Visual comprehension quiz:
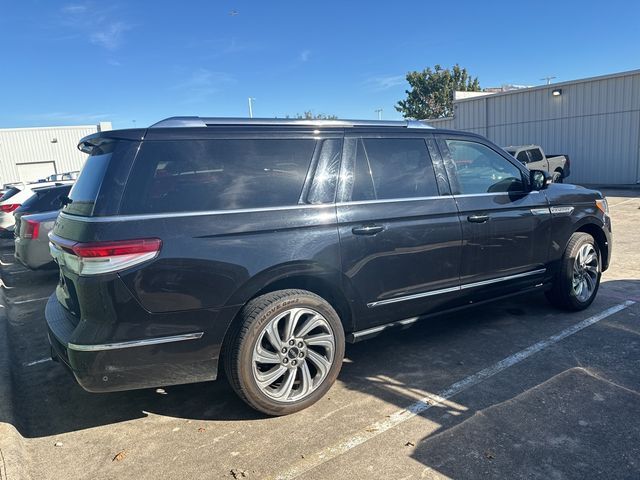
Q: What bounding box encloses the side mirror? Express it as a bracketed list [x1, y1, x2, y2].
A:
[530, 170, 552, 191]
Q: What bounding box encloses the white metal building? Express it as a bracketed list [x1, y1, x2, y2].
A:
[0, 122, 111, 185]
[428, 69, 640, 185]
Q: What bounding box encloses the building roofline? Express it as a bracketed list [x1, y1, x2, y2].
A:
[0, 124, 100, 132]
[453, 68, 640, 103]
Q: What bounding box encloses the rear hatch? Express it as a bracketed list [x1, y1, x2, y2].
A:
[50, 130, 144, 319]
[14, 184, 72, 237]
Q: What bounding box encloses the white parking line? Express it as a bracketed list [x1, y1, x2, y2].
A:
[23, 358, 52, 367]
[273, 300, 636, 480]
[11, 296, 51, 305]
[609, 198, 636, 207]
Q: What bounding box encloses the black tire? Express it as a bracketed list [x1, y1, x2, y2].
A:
[552, 170, 564, 183]
[223, 289, 345, 415]
[545, 232, 601, 311]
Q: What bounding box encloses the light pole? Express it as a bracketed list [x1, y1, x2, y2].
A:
[248, 97, 255, 118]
[540, 76, 556, 85]
[375, 108, 383, 120]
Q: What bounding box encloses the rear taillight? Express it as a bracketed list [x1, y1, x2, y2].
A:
[49, 237, 162, 276]
[23, 219, 40, 239]
[1, 203, 20, 213]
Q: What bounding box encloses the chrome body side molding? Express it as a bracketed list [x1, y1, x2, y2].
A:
[67, 332, 204, 352]
[367, 268, 547, 308]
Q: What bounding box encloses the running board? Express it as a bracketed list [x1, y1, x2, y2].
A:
[347, 282, 550, 343]
[347, 317, 419, 342]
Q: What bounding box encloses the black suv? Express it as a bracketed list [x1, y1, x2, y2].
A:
[46, 117, 612, 415]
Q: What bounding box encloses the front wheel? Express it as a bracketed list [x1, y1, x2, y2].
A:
[224, 289, 345, 415]
[545, 232, 601, 311]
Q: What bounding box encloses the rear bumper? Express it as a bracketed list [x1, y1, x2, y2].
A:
[0, 213, 15, 232]
[45, 294, 223, 392]
[14, 237, 54, 270]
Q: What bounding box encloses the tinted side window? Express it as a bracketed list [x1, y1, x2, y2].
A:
[349, 138, 438, 201]
[445, 139, 524, 194]
[528, 148, 543, 162]
[516, 151, 529, 164]
[121, 139, 316, 214]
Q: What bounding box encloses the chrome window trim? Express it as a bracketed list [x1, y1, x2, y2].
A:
[452, 191, 539, 198]
[67, 332, 204, 352]
[335, 195, 451, 207]
[58, 195, 457, 223]
[58, 204, 333, 222]
[367, 268, 546, 308]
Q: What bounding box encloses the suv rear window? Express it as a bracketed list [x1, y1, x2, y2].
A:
[0, 187, 21, 202]
[20, 185, 72, 212]
[120, 139, 317, 214]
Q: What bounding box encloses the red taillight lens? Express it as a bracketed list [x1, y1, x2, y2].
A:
[1, 203, 20, 213]
[23, 219, 40, 239]
[71, 238, 162, 258]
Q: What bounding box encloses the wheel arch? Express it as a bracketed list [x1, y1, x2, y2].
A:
[218, 262, 357, 368]
[574, 221, 610, 271]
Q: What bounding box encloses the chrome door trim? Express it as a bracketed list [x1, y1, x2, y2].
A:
[367, 268, 546, 308]
[67, 332, 204, 352]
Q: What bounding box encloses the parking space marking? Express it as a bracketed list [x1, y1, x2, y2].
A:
[23, 357, 52, 367]
[609, 198, 636, 207]
[273, 301, 635, 480]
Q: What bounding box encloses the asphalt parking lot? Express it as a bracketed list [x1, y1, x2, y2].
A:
[1, 189, 639, 480]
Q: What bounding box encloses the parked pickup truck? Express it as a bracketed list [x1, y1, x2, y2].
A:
[504, 145, 570, 183]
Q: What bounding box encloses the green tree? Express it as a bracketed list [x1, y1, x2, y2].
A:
[286, 111, 338, 120]
[395, 64, 480, 119]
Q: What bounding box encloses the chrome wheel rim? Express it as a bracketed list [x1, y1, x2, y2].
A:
[572, 243, 599, 302]
[251, 307, 335, 402]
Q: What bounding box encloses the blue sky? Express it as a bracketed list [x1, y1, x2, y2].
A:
[1, 0, 639, 129]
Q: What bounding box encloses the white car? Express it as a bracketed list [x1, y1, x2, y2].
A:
[0, 181, 73, 235]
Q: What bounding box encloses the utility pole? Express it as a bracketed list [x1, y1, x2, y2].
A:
[375, 108, 383, 120]
[540, 76, 556, 85]
[248, 97, 255, 118]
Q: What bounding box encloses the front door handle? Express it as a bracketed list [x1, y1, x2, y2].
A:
[352, 224, 385, 235]
[467, 214, 489, 223]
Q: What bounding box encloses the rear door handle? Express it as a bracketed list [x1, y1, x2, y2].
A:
[467, 214, 489, 223]
[352, 224, 385, 235]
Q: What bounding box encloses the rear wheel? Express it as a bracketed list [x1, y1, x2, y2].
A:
[545, 232, 601, 310]
[224, 289, 345, 415]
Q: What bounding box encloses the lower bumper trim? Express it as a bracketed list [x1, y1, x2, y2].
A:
[67, 332, 204, 352]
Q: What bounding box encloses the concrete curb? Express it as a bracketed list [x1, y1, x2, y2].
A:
[0, 259, 31, 480]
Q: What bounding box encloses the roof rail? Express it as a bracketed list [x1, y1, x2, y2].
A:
[149, 116, 433, 129]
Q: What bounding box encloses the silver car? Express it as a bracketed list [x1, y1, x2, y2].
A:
[14, 210, 58, 269]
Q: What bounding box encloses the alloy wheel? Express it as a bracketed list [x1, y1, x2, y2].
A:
[572, 243, 599, 302]
[251, 307, 335, 402]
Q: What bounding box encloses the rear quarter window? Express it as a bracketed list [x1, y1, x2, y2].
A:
[64, 143, 114, 216]
[120, 138, 317, 214]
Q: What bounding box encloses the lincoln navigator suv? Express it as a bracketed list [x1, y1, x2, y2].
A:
[46, 117, 612, 415]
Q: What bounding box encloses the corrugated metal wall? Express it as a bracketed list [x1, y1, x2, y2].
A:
[447, 70, 640, 185]
[0, 123, 111, 185]
[425, 116, 455, 129]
